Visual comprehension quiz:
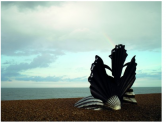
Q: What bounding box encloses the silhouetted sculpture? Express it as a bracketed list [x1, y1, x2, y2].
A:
[74, 44, 137, 110]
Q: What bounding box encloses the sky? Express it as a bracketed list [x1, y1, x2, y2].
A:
[1, 1, 162, 88]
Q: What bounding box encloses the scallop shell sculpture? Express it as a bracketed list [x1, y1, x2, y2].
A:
[74, 44, 137, 110]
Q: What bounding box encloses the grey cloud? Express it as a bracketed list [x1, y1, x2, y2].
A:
[63, 76, 87, 82]
[1, 25, 37, 56]
[16, 76, 63, 82]
[1, 17, 65, 56]
[1, 54, 57, 81]
[1, 1, 63, 10]
[15, 76, 87, 82]
[100, 2, 161, 51]
[1, 68, 20, 81]
[3, 61, 12, 65]
[1, 1, 161, 56]
[1, 24, 65, 56]
[6, 54, 56, 71]
[2, 69, 87, 82]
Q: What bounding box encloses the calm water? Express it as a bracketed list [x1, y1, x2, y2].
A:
[1, 87, 161, 100]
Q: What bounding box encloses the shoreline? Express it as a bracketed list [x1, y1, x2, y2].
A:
[1, 93, 161, 101]
[1, 93, 161, 121]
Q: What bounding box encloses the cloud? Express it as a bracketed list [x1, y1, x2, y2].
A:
[15, 76, 63, 82]
[136, 71, 161, 80]
[1, 68, 20, 81]
[2, 61, 12, 65]
[1, 1, 161, 87]
[1, 1, 63, 10]
[7, 54, 56, 70]
[1, 1, 161, 57]
[1, 54, 57, 81]
[15, 76, 87, 82]
[2, 70, 87, 82]
[1, 80, 90, 88]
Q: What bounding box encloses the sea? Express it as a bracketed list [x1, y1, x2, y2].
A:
[1, 87, 161, 101]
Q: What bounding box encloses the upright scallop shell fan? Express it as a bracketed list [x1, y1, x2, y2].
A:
[74, 44, 137, 110]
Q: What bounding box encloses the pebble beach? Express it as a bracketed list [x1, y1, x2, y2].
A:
[1, 93, 161, 121]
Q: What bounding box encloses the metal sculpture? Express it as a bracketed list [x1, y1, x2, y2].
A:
[74, 44, 137, 110]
